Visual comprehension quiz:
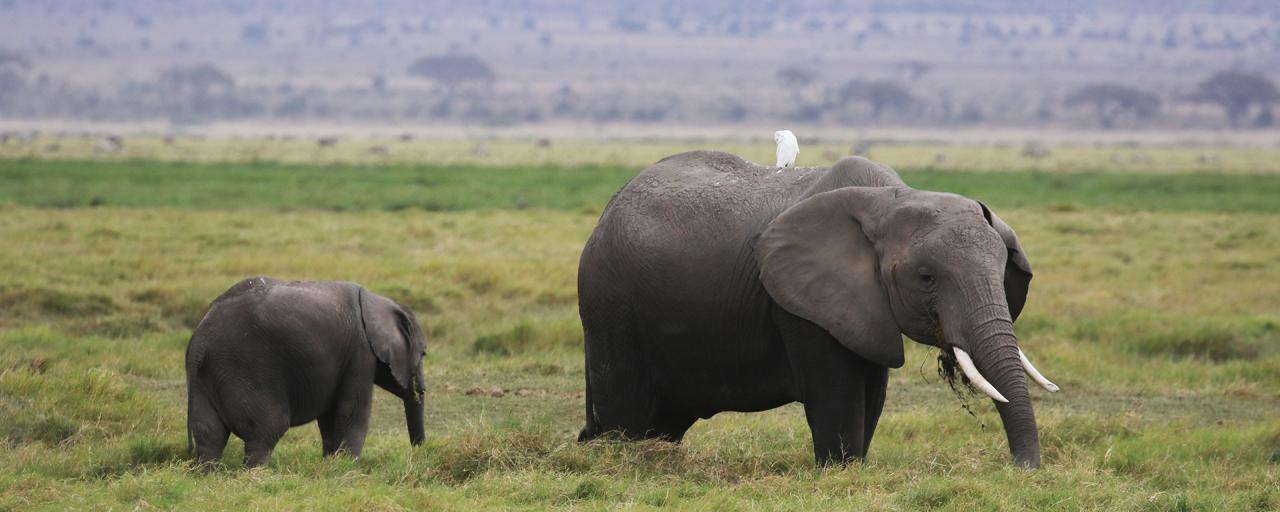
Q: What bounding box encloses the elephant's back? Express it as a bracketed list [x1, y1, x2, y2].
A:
[187, 278, 356, 416]
[186, 277, 278, 370]
[608, 151, 819, 221]
[593, 151, 821, 253]
[579, 151, 820, 326]
[188, 278, 358, 368]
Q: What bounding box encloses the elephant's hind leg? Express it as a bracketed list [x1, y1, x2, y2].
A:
[582, 378, 660, 440]
[238, 411, 290, 469]
[187, 388, 229, 471]
[243, 435, 283, 469]
[579, 314, 662, 441]
[646, 409, 697, 443]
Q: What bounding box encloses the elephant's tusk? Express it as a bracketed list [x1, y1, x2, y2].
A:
[953, 347, 1009, 403]
[1019, 349, 1060, 392]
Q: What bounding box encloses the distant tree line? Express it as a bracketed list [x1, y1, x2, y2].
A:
[0, 47, 1276, 130]
[1064, 84, 1160, 129]
[1059, 71, 1277, 129]
[768, 65, 1277, 129]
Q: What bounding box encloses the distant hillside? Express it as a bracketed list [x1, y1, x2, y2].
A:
[0, 0, 1277, 131]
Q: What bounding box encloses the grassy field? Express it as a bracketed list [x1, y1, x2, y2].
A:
[1, 148, 1278, 510]
[4, 135, 1280, 174]
[4, 159, 1280, 213]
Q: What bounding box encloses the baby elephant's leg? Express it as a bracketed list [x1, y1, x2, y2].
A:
[320, 378, 375, 458]
[240, 408, 290, 468]
[243, 430, 285, 469]
[188, 389, 229, 472]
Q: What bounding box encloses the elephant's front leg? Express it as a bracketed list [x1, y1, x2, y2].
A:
[773, 306, 877, 465]
[799, 362, 871, 465]
[319, 377, 375, 458]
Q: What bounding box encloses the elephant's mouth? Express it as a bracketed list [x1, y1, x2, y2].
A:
[932, 310, 1058, 403]
[930, 317, 977, 402]
[935, 339, 1060, 406]
[935, 345, 976, 401]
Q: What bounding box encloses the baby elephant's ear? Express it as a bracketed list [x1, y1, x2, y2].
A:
[978, 202, 1033, 321]
[359, 288, 415, 389]
[755, 187, 905, 368]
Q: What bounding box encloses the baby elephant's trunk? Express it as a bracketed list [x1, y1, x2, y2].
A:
[404, 373, 426, 445]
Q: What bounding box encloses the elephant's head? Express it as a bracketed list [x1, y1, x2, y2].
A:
[755, 185, 1056, 468]
[360, 289, 428, 446]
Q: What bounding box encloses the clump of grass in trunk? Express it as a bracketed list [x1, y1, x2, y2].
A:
[936, 349, 985, 425]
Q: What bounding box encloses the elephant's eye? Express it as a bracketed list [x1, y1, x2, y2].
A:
[918, 268, 934, 285]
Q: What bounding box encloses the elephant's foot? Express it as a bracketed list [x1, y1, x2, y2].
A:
[243, 437, 282, 469]
[191, 457, 220, 474]
[813, 437, 869, 467]
[577, 422, 603, 442]
[644, 413, 697, 443]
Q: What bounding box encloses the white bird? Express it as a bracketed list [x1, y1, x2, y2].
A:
[774, 130, 799, 168]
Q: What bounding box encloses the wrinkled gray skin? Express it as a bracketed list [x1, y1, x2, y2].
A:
[186, 277, 427, 470]
[577, 151, 1040, 468]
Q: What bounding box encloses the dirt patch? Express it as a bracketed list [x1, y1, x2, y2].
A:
[440, 382, 583, 400]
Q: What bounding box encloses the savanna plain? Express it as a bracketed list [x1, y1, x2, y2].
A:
[0, 139, 1277, 510]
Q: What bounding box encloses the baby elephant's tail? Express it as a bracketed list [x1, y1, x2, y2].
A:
[186, 372, 197, 457]
[184, 332, 207, 459]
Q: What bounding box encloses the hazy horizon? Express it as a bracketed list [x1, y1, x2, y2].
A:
[2, 0, 1278, 137]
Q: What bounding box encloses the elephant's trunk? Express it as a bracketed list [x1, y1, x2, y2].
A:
[943, 285, 1041, 469]
[404, 372, 426, 446]
[970, 324, 1040, 468]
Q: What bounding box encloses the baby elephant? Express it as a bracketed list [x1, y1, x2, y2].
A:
[186, 277, 427, 469]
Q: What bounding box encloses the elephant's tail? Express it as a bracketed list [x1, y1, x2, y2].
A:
[185, 336, 199, 458]
[577, 365, 602, 442]
[184, 333, 209, 459]
[185, 378, 195, 457]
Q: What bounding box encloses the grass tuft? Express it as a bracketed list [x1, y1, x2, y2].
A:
[0, 286, 118, 318]
[471, 318, 583, 356]
[1072, 314, 1270, 362]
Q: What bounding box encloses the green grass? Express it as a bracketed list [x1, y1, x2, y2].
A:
[5, 136, 1280, 174]
[1, 154, 1278, 509]
[4, 158, 1280, 213]
[0, 159, 636, 212]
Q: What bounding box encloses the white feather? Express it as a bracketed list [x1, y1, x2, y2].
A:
[774, 130, 799, 168]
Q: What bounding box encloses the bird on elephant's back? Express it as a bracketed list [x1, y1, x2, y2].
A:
[775, 129, 799, 168]
[576, 150, 1058, 468]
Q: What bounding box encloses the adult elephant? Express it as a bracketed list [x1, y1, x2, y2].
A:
[186, 277, 427, 469]
[576, 151, 1057, 468]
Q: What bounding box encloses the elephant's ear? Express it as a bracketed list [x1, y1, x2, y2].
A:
[359, 288, 419, 389]
[979, 202, 1033, 321]
[755, 187, 905, 368]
